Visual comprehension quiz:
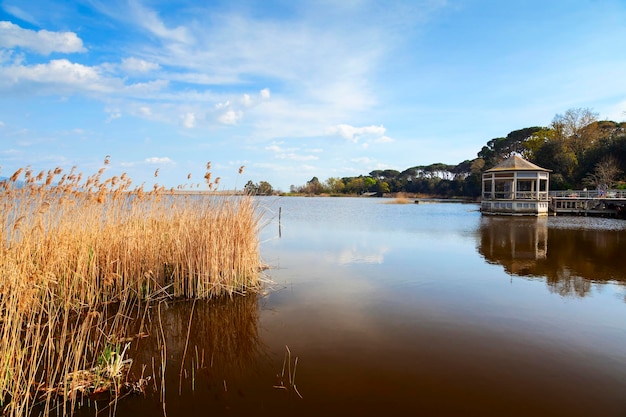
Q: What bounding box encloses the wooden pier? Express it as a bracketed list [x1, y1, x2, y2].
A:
[549, 190, 626, 217]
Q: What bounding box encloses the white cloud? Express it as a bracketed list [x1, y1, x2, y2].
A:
[129, 1, 193, 44]
[265, 142, 290, 153]
[215, 100, 230, 109]
[139, 106, 152, 116]
[167, 72, 242, 85]
[351, 157, 375, 164]
[2, 56, 169, 96]
[239, 89, 272, 108]
[0, 5, 389, 139]
[2, 5, 38, 25]
[219, 109, 242, 125]
[275, 153, 318, 161]
[181, 112, 196, 128]
[0, 21, 86, 55]
[145, 157, 174, 164]
[328, 124, 388, 143]
[0, 50, 15, 64]
[334, 245, 389, 265]
[116, 6, 382, 114]
[122, 79, 169, 96]
[241, 93, 252, 107]
[265, 142, 318, 161]
[121, 57, 160, 73]
[0, 59, 166, 98]
[0, 59, 103, 89]
[105, 108, 121, 123]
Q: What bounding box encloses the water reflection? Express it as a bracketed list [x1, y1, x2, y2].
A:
[478, 216, 626, 297]
[137, 295, 261, 374]
[115, 294, 267, 416]
[332, 244, 390, 265]
[112, 199, 625, 417]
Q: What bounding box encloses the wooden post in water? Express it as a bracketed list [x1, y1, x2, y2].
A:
[279, 206, 282, 238]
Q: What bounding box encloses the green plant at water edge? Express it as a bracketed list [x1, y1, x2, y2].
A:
[98, 342, 132, 380]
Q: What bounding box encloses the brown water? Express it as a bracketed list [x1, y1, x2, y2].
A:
[104, 198, 626, 417]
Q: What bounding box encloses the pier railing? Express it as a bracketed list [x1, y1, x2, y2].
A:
[549, 190, 626, 199]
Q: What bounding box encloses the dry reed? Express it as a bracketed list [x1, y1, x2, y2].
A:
[385, 193, 412, 204]
[273, 346, 302, 399]
[0, 159, 263, 416]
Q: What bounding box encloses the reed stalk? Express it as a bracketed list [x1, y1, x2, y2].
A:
[0, 160, 263, 416]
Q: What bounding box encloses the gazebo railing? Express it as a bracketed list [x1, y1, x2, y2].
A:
[483, 191, 549, 200]
[515, 191, 549, 200]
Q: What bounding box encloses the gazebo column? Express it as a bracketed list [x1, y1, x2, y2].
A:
[534, 174, 538, 200]
[511, 173, 517, 199]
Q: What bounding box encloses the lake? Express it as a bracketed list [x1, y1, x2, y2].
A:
[114, 197, 626, 417]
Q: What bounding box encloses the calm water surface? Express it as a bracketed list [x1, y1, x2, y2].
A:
[115, 197, 626, 417]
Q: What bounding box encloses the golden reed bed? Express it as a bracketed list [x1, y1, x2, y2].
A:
[0, 158, 263, 416]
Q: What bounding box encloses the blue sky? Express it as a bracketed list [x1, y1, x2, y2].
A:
[1, 0, 625, 191]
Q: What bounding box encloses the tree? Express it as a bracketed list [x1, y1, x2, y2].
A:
[478, 127, 544, 168]
[582, 156, 622, 190]
[243, 180, 273, 195]
[551, 107, 599, 158]
[370, 169, 400, 181]
[306, 176, 323, 194]
[524, 128, 554, 161]
[257, 181, 273, 195]
[345, 177, 365, 194]
[398, 167, 418, 182]
[451, 160, 474, 180]
[422, 163, 456, 180]
[364, 177, 376, 191]
[470, 158, 485, 174]
[244, 180, 257, 195]
[284, 109, 626, 196]
[506, 127, 543, 157]
[376, 180, 390, 194]
[325, 177, 345, 194]
[534, 140, 577, 188]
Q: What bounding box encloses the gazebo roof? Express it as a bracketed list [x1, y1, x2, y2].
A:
[485, 154, 551, 173]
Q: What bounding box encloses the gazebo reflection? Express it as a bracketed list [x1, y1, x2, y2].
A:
[478, 216, 548, 276]
[477, 217, 626, 298]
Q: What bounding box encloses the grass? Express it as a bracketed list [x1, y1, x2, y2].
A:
[0, 159, 264, 416]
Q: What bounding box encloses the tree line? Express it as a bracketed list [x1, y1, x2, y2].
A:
[250, 108, 626, 197]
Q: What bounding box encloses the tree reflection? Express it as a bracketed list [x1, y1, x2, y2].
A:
[477, 216, 626, 298]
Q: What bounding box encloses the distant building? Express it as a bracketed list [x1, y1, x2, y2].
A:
[481, 155, 551, 216]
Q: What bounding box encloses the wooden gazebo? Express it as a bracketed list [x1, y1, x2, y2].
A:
[480, 155, 551, 216]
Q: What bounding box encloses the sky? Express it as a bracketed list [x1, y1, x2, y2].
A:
[1, 0, 626, 191]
